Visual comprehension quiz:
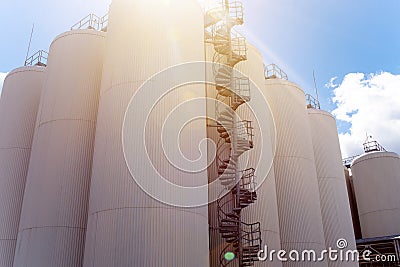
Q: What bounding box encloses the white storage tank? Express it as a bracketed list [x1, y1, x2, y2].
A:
[13, 29, 105, 267]
[308, 109, 357, 267]
[351, 151, 400, 238]
[83, 1, 209, 266]
[263, 79, 328, 266]
[0, 67, 45, 267]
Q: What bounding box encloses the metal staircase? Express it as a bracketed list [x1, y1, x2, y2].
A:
[205, 1, 261, 266]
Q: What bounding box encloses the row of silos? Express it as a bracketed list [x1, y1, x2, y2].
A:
[0, 0, 361, 266]
[0, 0, 211, 266]
[263, 79, 329, 267]
[261, 78, 357, 267]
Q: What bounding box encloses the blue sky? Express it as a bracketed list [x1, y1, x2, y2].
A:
[1, 0, 399, 156]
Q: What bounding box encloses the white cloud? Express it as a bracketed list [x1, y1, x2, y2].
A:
[325, 76, 338, 89]
[331, 72, 400, 157]
[0, 72, 7, 97]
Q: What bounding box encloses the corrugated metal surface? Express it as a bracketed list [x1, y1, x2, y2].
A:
[0, 67, 45, 267]
[263, 80, 328, 267]
[83, 1, 209, 266]
[13, 30, 105, 267]
[351, 151, 400, 238]
[308, 109, 357, 267]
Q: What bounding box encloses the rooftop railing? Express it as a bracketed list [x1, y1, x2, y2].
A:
[24, 50, 48, 67]
[306, 94, 321, 109]
[265, 63, 288, 80]
[363, 140, 386, 153]
[71, 13, 108, 32]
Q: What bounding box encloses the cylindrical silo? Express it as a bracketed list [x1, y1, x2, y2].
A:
[13, 29, 105, 267]
[308, 109, 357, 267]
[0, 67, 45, 267]
[263, 79, 328, 266]
[351, 151, 400, 238]
[83, 1, 209, 266]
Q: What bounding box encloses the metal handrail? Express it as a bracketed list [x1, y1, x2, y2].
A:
[24, 50, 48, 67]
[231, 29, 247, 59]
[342, 155, 360, 167]
[241, 221, 262, 247]
[240, 168, 256, 192]
[265, 63, 288, 80]
[363, 140, 386, 153]
[211, 25, 247, 60]
[100, 13, 108, 32]
[71, 14, 101, 30]
[236, 120, 254, 145]
[232, 76, 250, 99]
[305, 94, 321, 110]
[227, 1, 244, 24]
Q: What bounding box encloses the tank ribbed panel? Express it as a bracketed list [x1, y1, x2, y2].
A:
[13, 228, 85, 267]
[264, 80, 328, 267]
[351, 152, 400, 238]
[13, 30, 105, 267]
[308, 110, 357, 267]
[83, 1, 209, 266]
[0, 67, 45, 267]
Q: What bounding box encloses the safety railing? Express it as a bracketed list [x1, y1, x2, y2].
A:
[306, 94, 321, 110]
[236, 120, 254, 147]
[240, 168, 256, 192]
[363, 140, 386, 153]
[71, 14, 101, 30]
[227, 1, 244, 24]
[342, 155, 360, 168]
[241, 222, 262, 248]
[265, 63, 288, 80]
[24, 50, 48, 67]
[100, 13, 109, 32]
[232, 76, 250, 99]
[231, 29, 247, 59]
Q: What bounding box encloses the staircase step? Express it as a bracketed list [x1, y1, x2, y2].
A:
[221, 218, 238, 224]
[226, 213, 239, 219]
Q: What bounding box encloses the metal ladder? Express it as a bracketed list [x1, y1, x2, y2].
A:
[205, 1, 262, 266]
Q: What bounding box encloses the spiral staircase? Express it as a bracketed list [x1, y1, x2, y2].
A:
[205, 1, 262, 266]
